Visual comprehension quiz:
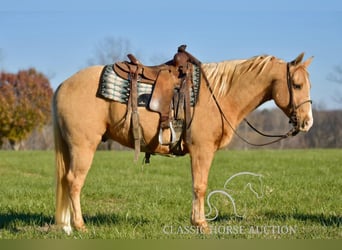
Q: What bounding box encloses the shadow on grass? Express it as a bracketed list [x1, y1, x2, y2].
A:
[2, 210, 338, 233]
[84, 213, 150, 226]
[0, 211, 53, 232]
[212, 214, 244, 222]
[208, 212, 341, 227]
[0, 211, 149, 231]
[263, 212, 341, 227]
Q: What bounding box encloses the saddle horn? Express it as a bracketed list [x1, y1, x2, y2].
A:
[127, 54, 141, 65]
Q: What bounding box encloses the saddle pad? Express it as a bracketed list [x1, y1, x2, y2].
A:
[97, 64, 200, 107]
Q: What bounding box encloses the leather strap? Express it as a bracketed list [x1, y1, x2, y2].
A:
[129, 65, 141, 161]
[184, 63, 193, 144]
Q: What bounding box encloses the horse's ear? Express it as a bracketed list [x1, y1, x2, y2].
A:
[290, 52, 305, 66]
[303, 56, 314, 68]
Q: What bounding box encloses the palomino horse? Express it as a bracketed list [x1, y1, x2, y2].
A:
[53, 52, 313, 234]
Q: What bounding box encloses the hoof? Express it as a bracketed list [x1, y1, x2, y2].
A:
[60, 224, 72, 235]
[73, 217, 87, 232]
[191, 220, 210, 234]
[74, 224, 87, 232]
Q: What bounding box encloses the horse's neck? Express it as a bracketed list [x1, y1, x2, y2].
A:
[219, 67, 276, 126]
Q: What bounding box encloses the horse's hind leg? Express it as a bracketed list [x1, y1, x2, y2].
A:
[66, 146, 96, 231]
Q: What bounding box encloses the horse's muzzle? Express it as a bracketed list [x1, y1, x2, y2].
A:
[299, 116, 313, 132]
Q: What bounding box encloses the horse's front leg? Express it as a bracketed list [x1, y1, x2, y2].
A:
[189, 147, 215, 233]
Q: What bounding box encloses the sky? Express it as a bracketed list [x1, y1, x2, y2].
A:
[1, 0, 342, 110]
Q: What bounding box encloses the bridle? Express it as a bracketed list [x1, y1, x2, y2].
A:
[286, 63, 312, 135]
[201, 61, 312, 146]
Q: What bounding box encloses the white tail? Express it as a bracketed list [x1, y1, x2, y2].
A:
[53, 96, 73, 234]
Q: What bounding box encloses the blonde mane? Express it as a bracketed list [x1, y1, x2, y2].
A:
[202, 55, 282, 97]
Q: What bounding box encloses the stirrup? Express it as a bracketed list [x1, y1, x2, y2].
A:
[158, 121, 177, 145]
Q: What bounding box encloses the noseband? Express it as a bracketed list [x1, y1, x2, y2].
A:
[286, 63, 312, 135]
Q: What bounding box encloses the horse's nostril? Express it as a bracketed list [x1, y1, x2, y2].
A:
[301, 120, 309, 128]
[300, 117, 313, 131]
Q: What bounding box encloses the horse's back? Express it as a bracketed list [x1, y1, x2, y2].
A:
[56, 65, 104, 102]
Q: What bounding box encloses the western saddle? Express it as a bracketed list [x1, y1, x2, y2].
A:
[113, 45, 201, 161]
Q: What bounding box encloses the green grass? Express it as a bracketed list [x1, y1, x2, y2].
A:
[0, 149, 340, 239]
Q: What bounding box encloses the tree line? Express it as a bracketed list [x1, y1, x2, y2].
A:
[0, 107, 341, 150]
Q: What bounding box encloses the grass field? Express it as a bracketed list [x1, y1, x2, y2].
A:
[0, 149, 340, 239]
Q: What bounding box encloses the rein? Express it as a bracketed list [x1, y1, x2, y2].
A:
[199, 62, 311, 147]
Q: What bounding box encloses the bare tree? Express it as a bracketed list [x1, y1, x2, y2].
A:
[87, 37, 134, 65]
[327, 65, 342, 104]
[0, 49, 4, 68]
[328, 65, 342, 83]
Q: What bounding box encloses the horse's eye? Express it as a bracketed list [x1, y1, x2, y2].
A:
[293, 83, 302, 90]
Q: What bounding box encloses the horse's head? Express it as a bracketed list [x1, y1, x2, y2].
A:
[273, 53, 313, 133]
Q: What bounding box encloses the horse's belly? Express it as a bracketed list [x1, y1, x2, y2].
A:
[108, 104, 171, 154]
